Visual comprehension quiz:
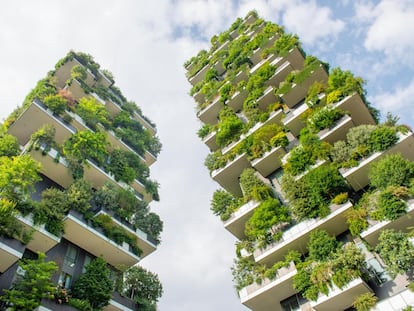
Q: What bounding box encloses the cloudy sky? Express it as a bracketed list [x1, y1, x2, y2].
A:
[1, 0, 414, 310]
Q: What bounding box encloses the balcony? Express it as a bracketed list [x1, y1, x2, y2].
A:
[188, 63, 209, 86]
[197, 95, 223, 125]
[97, 69, 114, 88]
[310, 277, 372, 311]
[95, 208, 157, 259]
[54, 58, 96, 89]
[224, 200, 260, 240]
[212, 153, 251, 197]
[372, 288, 414, 311]
[193, 90, 206, 106]
[8, 99, 75, 146]
[223, 109, 284, 156]
[254, 201, 353, 265]
[283, 47, 306, 70]
[266, 61, 294, 88]
[252, 145, 286, 177]
[104, 292, 137, 311]
[334, 93, 376, 126]
[65, 79, 87, 102]
[63, 210, 140, 267]
[0, 236, 25, 273]
[249, 54, 279, 75]
[227, 89, 248, 112]
[317, 114, 354, 144]
[16, 214, 61, 253]
[256, 86, 278, 111]
[202, 130, 219, 151]
[340, 132, 414, 191]
[132, 112, 157, 136]
[283, 101, 309, 137]
[361, 200, 414, 246]
[28, 145, 74, 189]
[144, 150, 157, 166]
[249, 35, 278, 65]
[239, 262, 297, 311]
[279, 64, 329, 108]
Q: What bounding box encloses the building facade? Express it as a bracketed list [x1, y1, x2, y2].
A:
[0, 51, 163, 310]
[186, 11, 414, 311]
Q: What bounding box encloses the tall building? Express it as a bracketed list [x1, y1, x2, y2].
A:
[0, 51, 163, 310]
[185, 11, 414, 311]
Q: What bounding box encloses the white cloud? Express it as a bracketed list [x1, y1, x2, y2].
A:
[359, 0, 414, 68]
[281, 0, 345, 46]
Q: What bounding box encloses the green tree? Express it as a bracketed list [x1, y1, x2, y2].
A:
[76, 97, 110, 129]
[1, 253, 57, 311]
[0, 155, 41, 201]
[0, 132, 20, 157]
[123, 266, 163, 310]
[0, 198, 21, 238]
[210, 189, 236, 219]
[43, 94, 67, 115]
[135, 212, 163, 244]
[66, 179, 93, 214]
[71, 257, 113, 309]
[63, 130, 109, 166]
[376, 229, 414, 277]
[308, 229, 338, 262]
[369, 153, 414, 190]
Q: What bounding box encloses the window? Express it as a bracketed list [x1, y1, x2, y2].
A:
[58, 272, 72, 289]
[82, 255, 92, 273]
[281, 294, 301, 311]
[63, 245, 78, 269]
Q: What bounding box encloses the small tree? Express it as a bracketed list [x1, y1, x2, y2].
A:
[0, 132, 20, 157]
[1, 253, 58, 311]
[71, 257, 113, 309]
[123, 266, 163, 310]
[76, 97, 110, 129]
[376, 229, 414, 277]
[353, 292, 377, 311]
[308, 229, 338, 262]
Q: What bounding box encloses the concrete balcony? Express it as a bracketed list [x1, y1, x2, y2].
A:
[249, 35, 278, 65]
[95, 208, 157, 259]
[283, 47, 305, 71]
[340, 132, 414, 191]
[266, 61, 294, 88]
[239, 262, 297, 311]
[212, 153, 251, 197]
[310, 277, 372, 311]
[279, 64, 329, 108]
[361, 200, 414, 246]
[223, 109, 284, 156]
[224, 200, 260, 240]
[0, 236, 25, 273]
[227, 89, 248, 112]
[144, 150, 157, 166]
[28, 146, 74, 189]
[202, 130, 219, 151]
[63, 210, 141, 267]
[97, 69, 114, 88]
[197, 95, 223, 125]
[64, 79, 87, 102]
[372, 288, 414, 311]
[334, 93, 376, 126]
[193, 90, 206, 106]
[251, 145, 286, 177]
[254, 201, 353, 265]
[283, 101, 309, 137]
[233, 69, 249, 85]
[8, 99, 75, 146]
[104, 291, 138, 311]
[256, 86, 278, 112]
[54, 58, 96, 89]
[317, 114, 354, 144]
[16, 214, 61, 254]
[188, 62, 209, 86]
[132, 112, 157, 136]
[249, 54, 279, 76]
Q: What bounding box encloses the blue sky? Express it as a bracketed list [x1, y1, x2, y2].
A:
[0, 1, 413, 310]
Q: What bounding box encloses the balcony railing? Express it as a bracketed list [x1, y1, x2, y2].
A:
[0, 236, 25, 273]
[254, 201, 353, 265]
[224, 200, 260, 240]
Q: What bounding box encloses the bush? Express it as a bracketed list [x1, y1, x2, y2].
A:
[368, 126, 398, 152]
[353, 293, 377, 311]
[308, 229, 338, 262]
[43, 94, 67, 115]
[345, 207, 368, 236]
[307, 105, 345, 133]
[216, 108, 244, 147]
[239, 168, 273, 201]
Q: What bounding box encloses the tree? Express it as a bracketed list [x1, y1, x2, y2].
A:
[376, 229, 414, 277]
[1, 253, 57, 311]
[43, 94, 67, 115]
[136, 212, 163, 244]
[123, 266, 163, 310]
[210, 189, 236, 218]
[308, 229, 338, 262]
[0, 198, 21, 238]
[0, 155, 41, 201]
[66, 179, 93, 214]
[369, 153, 414, 190]
[0, 132, 20, 157]
[76, 97, 110, 129]
[71, 257, 113, 309]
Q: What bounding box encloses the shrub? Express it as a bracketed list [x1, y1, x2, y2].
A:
[345, 207, 368, 236]
[210, 189, 237, 218]
[353, 293, 377, 311]
[308, 229, 338, 262]
[332, 192, 348, 205]
[369, 153, 414, 190]
[43, 94, 67, 115]
[216, 108, 244, 147]
[307, 105, 345, 133]
[239, 168, 273, 201]
[368, 126, 398, 152]
[372, 189, 407, 221]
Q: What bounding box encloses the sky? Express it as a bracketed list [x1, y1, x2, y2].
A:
[1, 0, 414, 310]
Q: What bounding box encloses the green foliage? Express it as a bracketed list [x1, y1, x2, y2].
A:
[305, 81, 326, 107]
[66, 179, 93, 214]
[71, 64, 87, 81]
[369, 153, 414, 190]
[1, 253, 58, 311]
[376, 229, 414, 277]
[245, 198, 290, 245]
[263, 33, 300, 57]
[123, 266, 163, 308]
[345, 207, 368, 236]
[239, 168, 274, 201]
[307, 105, 345, 132]
[71, 257, 113, 309]
[308, 229, 338, 262]
[135, 212, 163, 244]
[231, 257, 258, 291]
[107, 149, 148, 184]
[68, 298, 92, 311]
[0, 132, 20, 157]
[0, 198, 22, 238]
[76, 97, 110, 129]
[0, 155, 41, 201]
[282, 164, 347, 220]
[216, 107, 244, 147]
[326, 68, 365, 103]
[372, 188, 407, 221]
[368, 126, 398, 152]
[63, 130, 109, 166]
[43, 94, 68, 115]
[210, 189, 237, 220]
[197, 124, 214, 139]
[353, 293, 377, 311]
[245, 124, 288, 160]
[331, 192, 348, 205]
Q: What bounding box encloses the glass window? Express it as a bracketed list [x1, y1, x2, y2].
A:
[82, 255, 92, 273]
[281, 294, 300, 311]
[58, 272, 72, 289]
[64, 245, 78, 268]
